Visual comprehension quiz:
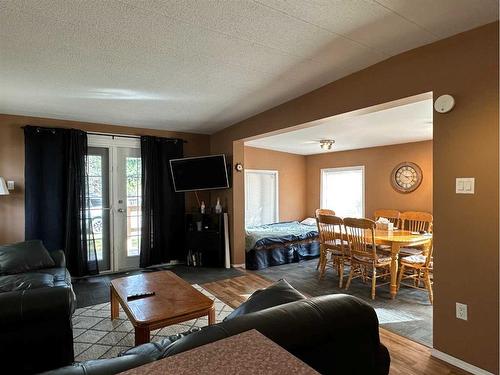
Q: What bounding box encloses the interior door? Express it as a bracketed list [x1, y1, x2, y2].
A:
[114, 147, 142, 270]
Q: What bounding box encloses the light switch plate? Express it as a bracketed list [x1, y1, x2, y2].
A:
[456, 302, 468, 321]
[456, 178, 474, 194]
[6, 181, 14, 190]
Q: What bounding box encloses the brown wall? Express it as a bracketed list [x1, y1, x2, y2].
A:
[306, 141, 433, 218]
[244, 146, 307, 222]
[211, 23, 499, 373]
[0, 114, 210, 245]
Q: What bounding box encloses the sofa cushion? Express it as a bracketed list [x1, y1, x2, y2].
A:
[224, 279, 305, 321]
[0, 240, 55, 275]
[0, 273, 55, 293]
[35, 267, 72, 286]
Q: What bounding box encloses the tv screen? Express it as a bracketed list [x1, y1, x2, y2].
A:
[170, 154, 230, 192]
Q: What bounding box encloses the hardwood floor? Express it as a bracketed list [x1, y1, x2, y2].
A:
[202, 272, 467, 375]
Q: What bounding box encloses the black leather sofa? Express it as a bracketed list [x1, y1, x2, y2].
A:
[0, 240, 76, 374]
[44, 279, 390, 375]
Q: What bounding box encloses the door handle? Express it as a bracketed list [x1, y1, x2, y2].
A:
[117, 208, 125, 213]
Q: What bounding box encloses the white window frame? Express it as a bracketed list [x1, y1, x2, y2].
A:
[320, 166, 365, 218]
[244, 169, 279, 227]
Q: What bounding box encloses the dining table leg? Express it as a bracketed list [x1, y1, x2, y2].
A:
[390, 243, 400, 299]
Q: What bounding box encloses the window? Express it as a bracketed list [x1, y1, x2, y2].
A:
[245, 170, 279, 228]
[321, 166, 364, 218]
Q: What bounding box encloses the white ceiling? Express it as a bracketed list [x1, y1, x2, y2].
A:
[0, 1, 497, 134]
[245, 98, 433, 155]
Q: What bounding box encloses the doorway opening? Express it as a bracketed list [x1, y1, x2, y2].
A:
[239, 92, 434, 347]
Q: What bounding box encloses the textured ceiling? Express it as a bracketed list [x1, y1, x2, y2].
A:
[0, 0, 497, 134]
[245, 97, 433, 155]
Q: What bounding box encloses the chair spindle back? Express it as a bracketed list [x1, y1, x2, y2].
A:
[400, 211, 433, 233]
[343, 218, 377, 261]
[316, 214, 345, 252]
[374, 209, 401, 227]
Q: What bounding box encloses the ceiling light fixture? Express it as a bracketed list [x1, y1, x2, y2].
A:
[319, 139, 335, 151]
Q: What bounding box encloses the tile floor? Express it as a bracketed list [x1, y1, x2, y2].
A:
[71, 285, 233, 361]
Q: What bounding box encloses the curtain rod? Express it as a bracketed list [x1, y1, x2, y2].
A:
[86, 132, 188, 143]
[23, 126, 187, 143]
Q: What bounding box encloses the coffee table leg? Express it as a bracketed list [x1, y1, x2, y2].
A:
[110, 286, 119, 320]
[135, 327, 150, 346]
[208, 305, 216, 325]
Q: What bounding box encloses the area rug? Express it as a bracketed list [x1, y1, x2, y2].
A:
[72, 284, 234, 361]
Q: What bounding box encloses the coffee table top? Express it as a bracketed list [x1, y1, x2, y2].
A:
[110, 271, 214, 325]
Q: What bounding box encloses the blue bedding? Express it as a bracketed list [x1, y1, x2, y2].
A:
[245, 221, 320, 270]
[245, 221, 318, 252]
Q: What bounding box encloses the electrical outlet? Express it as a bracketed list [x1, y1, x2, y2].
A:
[456, 302, 468, 321]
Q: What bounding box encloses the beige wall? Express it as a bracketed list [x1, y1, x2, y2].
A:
[306, 141, 433, 218]
[244, 146, 307, 222]
[211, 23, 499, 373]
[0, 114, 211, 245]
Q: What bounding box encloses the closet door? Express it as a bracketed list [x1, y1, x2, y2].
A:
[244, 170, 279, 228]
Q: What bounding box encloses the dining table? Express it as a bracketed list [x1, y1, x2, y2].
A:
[372, 229, 433, 298]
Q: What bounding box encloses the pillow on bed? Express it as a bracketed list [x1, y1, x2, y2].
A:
[224, 279, 306, 321]
[300, 217, 317, 226]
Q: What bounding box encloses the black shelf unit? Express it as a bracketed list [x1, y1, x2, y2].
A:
[185, 213, 226, 267]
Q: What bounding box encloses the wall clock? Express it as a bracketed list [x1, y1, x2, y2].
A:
[391, 162, 423, 193]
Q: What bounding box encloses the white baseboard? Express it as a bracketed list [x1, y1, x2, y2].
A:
[231, 263, 246, 269]
[431, 349, 494, 375]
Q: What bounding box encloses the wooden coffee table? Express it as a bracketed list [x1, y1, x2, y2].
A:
[110, 271, 215, 346]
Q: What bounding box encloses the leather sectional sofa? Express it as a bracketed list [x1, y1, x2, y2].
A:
[0, 241, 76, 374]
[43, 279, 390, 375]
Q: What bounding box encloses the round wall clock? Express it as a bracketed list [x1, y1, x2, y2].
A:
[391, 162, 423, 193]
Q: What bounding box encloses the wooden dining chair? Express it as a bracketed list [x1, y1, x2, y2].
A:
[316, 208, 336, 216]
[344, 218, 391, 299]
[316, 214, 348, 287]
[374, 209, 401, 228]
[397, 241, 434, 304]
[315, 209, 335, 270]
[399, 211, 433, 256]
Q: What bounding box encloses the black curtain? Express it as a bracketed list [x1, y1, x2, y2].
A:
[24, 126, 98, 276]
[140, 136, 185, 268]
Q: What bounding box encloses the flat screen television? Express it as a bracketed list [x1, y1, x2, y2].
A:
[170, 154, 230, 192]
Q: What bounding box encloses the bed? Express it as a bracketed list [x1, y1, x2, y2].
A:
[245, 220, 320, 270]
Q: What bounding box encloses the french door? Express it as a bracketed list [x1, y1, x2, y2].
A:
[86, 136, 142, 272]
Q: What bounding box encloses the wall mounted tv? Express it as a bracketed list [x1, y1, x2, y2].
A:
[170, 154, 230, 192]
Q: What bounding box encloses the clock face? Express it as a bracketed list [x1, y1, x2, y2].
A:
[391, 162, 422, 193]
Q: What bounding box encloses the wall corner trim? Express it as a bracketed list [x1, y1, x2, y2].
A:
[431, 349, 494, 375]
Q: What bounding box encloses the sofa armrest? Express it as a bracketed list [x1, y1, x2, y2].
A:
[0, 285, 73, 326]
[50, 250, 67, 268]
[0, 286, 75, 373]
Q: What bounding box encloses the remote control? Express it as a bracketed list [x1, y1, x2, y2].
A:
[127, 291, 155, 301]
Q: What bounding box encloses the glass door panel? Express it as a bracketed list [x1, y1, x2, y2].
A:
[115, 147, 142, 270]
[86, 147, 111, 271]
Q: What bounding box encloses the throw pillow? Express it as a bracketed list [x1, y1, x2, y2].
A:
[224, 279, 305, 321]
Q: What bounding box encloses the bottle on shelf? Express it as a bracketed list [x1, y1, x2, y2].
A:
[200, 200, 206, 214]
[215, 197, 222, 214]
